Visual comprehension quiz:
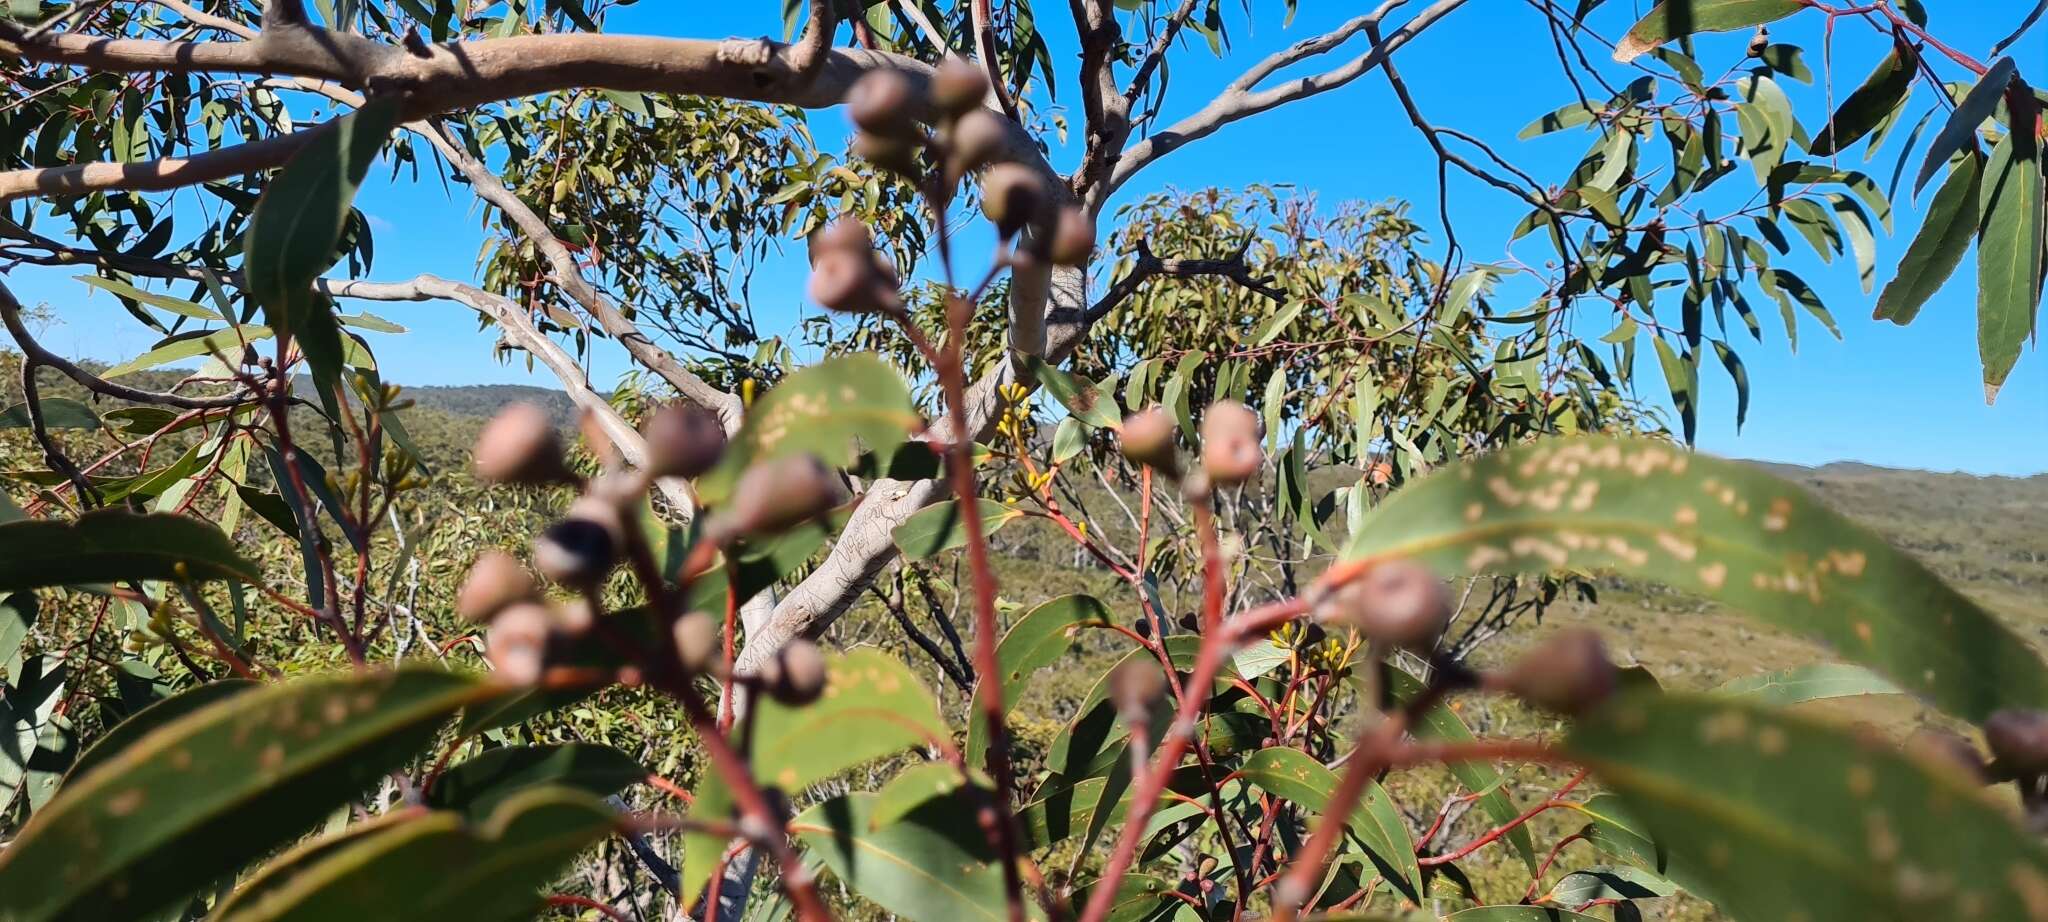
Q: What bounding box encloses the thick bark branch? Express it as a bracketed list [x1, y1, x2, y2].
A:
[1105, 0, 1466, 195]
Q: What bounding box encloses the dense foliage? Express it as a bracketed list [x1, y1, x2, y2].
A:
[0, 1, 2043, 921]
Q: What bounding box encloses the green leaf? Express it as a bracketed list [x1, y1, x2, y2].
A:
[1913, 57, 2015, 195]
[1875, 151, 1980, 324]
[75, 276, 219, 321]
[1824, 192, 1878, 293]
[696, 354, 918, 505]
[683, 650, 946, 908]
[966, 594, 1114, 766]
[1342, 436, 2048, 723]
[100, 325, 274, 379]
[0, 398, 99, 431]
[1736, 71, 1797, 183]
[1569, 692, 2048, 921]
[892, 499, 1024, 560]
[1760, 268, 1839, 343]
[1519, 102, 1602, 140]
[210, 787, 613, 922]
[1613, 0, 1803, 63]
[1714, 662, 1901, 704]
[1975, 126, 2045, 403]
[0, 510, 259, 591]
[1709, 340, 1750, 431]
[1539, 865, 1673, 904]
[1445, 910, 1603, 922]
[1809, 43, 1916, 156]
[1026, 357, 1122, 428]
[0, 667, 485, 922]
[0, 593, 34, 681]
[424, 743, 645, 820]
[1237, 747, 1420, 902]
[791, 793, 1012, 922]
[60, 679, 257, 788]
[1754, 43, 1811, 84]
[1651, 337, 1697, 445]
[244, 97, 401, 402]
[1388, 668, 1537, 873]
[869, 761, 977, 830]
[1562, 793, 1718, 901]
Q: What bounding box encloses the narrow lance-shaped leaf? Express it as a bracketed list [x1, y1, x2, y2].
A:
[0, 667, 485, 922]
[892, 498, 1025, 560]
[0, 510, 260, 591]
[1342, 437, 2048, 723]
[791, 793, 1012, 922]
[59, 679, 257, 787]
[1875, 151, 1981, 324]
[424, 743, 646, 821]
[1913, 57, 2016, 195]
[1809, 42, 1917, 156]
[1613, 0, 1804, 62]
[243, 97, 402, 403]
[1237, 747, 1421, 902]
[695, 354, 918, 505]
[1569, 692, 2048, 921]
[1975, 120, 2045, 403]
[967, 594, 1114, 766]
[1714, 662, 1901, 705]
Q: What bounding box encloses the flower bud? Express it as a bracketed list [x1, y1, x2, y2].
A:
[643, 402, 727, 479]
[473, 402, 569, 485]
[766, 639, 829, 706]
[1108, 658, 1167, 721]
[486, 601, 551, 685]
[1312, 558, 1452, 652]
[533, 500, 625, 587]
[1497, 629, 1617, 716]
[1048, 206, 1096, 266]
[808, 248, 905, 317]
[673, 610, 721, 676]
[945, 109, 1008, 185]
[932, 57, 989, 118]
[980, 163, 1048, 237]
[456, 549, 537, 624]
[1986, 710, 2048, 775]
[1119, 408, 1180, 477]
[714, 454, 847, 541]
[1199, 400, 1263, 486]
[848, 70, 917, 138]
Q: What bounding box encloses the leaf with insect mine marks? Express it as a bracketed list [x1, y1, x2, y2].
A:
[1342, 437, 2048, 724]
[1613, 0, 1804, 63]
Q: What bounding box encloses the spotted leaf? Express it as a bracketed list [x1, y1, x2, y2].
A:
[1569, 692, 2048, 921]
[1342, 436, 2048, 723]
[694, 354, 918, 505]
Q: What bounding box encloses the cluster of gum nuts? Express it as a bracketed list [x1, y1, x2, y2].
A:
[456, 399, 837, 707]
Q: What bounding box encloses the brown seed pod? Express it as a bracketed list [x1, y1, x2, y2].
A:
[808, 248, 906, 317]
[1047, 206, 1096, 266]
[932, 56, 989, 118]
[1118, 407, 1181, 478]
[473, 402, 569, 485]
[715, 454, 848, 542]
[1312, 558, 1452, 652]
[672, 610, 721, 676]
[980, 163, 1048, 237]
[486, 601, 551, 685]
[852, 131, 921, 178]
[643, 402, 728, 480]
[533, 498, 625, 587]
[767, 639, 829, 706]
[945, 108, 1009, 185]
[1497, 628, 1617, 716]
[455, 549, 537, 624]
[807, 217, 874, 265]
[1108, 658, 1167, 721]
[848, 70, 918, 138]
[1199, 400, 1263, 486]
[1986, 710, 2048, 774]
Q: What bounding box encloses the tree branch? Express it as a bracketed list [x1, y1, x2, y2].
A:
[0, 276, 255, 410]
[1105, 0, 1467, 196]
[1062, 239, 1286, 325]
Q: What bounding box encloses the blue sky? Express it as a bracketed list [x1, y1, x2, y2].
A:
[10, 1, 2044, 474]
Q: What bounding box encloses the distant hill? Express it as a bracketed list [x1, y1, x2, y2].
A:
[401, 383, 582, 427]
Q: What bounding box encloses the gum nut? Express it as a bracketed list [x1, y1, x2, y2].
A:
[643, 402, 727, 479]
[723, 454, 847, 538]
[1119, 407, 1180, 475]
[848, 70, 917, 137]
[808, 217, 874, 265]
[1199, 400, 1263, 485]
[1500, 629, 1616, 716]
[456, 549, 536, 623]
[1314, 558, 1451, 651]
[486, 601, 551, 684]
[1108, 659, 1166, 719]
[673, 610, 720, 675]
[1986, 710, 2048, 774]
[852, 131, 920, 177]
[809, 248, 904, 316]
[980, 163, 1047, 236]
[473, 402, 566, 485]
[533, 514, 618, 587]
[932, 56, 989, 117]
[768, 639, 829, 705]
[947, 108, 1008, 179]
[1048, 206, 1096, 266]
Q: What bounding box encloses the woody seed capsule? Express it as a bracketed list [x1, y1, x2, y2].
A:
[980, 163, 1048, 237]
[767, 639, 829, 705]
[486, 601, 552, 685]
[1199, 400, 1263, 485]
[808, 248, 905, 317]
[473, 402, 570, 485]
[716, 454, 847, 541]
[946, 109, 1008, 184]
[1986, 709, 2048, 774]
[1108, 659, 1167, 721]
[1119, 407, 1180, 477]
[456, 549, 537, 624]
[932, 57, 989, 118]
[848, 70, 918, 138]
[1498, 628, 1617, 716]
[1312, 558, 1452, 652]
[642, 402, 727, 479]
[673, 610, 721, 675]
[1048, 206, 1096, 266]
